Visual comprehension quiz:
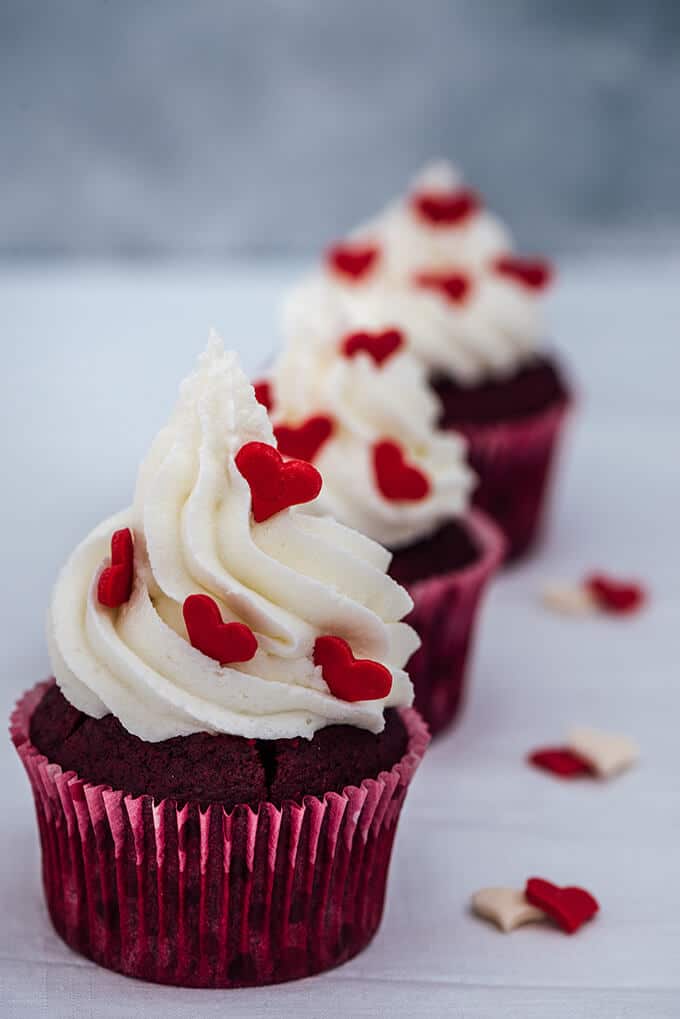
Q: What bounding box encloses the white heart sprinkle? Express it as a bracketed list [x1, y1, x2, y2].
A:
[471, 887, 547, 933]
[567, 726, 639, 778]
[541, 582, 598, 616]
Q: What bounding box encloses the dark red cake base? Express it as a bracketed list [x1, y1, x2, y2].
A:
[433, 355, 567, 425]
[389, 510, 504, 736]
[12, 682, 428, 988]
[30, 684, 408, 809]
[433, 356, 571, 561]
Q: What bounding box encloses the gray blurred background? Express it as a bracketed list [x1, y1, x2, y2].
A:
[1, 0, 679, 259]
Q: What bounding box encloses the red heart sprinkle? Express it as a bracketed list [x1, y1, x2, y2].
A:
[314, 635, 392, 702]
[493, 255, 553, 290]
[414, 270, 472, 304]
[97, 528, 134, 608]
[525, 878, 599, 934]
[326, 242, 380, 281]
[585, 574, 646, 614]
[274, 415, 334, 462]
[373, 439, 430, 502]
[235, 441, 322, 523]
[411, 188, 480, 226]
[253, 379, 273, 413]
[341, 328, 404, 366]
[183, 594, 257, 665]
[529, 747, 593, 779]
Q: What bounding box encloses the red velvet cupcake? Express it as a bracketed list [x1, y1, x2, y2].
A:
[289, 161, 571, 560]
[265, 303, 504, 735]
[10, 337, 428, 987]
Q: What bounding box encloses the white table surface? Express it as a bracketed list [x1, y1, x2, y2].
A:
[1, 254, 679, 1018]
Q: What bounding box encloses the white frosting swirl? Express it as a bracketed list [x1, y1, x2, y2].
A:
[301, 161, 550, 385]
[361, 161, 512, 280]
[275, 289, 475, 548]
[348, 274, 544, 386]
[47, 335, 417, 742]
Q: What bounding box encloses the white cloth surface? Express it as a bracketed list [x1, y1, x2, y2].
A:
[1, 254, 678, 1018]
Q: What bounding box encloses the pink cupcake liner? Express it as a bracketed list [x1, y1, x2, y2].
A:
[453, 397, 571, 562]
[403, 509, 505, 737]
[11, 682, 429, 988]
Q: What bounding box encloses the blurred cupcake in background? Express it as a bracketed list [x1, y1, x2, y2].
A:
[265, 296, 505, 736]
[288, 161, 571, 560]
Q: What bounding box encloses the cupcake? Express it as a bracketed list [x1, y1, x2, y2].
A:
[264, 298, 505, 735]
[10, 335, 428, 988]
[290, 161, 571, 560]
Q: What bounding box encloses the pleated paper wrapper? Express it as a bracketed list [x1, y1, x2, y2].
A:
[11, 682, 429, 988]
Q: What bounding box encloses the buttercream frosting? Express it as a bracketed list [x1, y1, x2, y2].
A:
[273, 291, 475, 548]
[47, 335, 417, 742]
[292, 161, 552, 385]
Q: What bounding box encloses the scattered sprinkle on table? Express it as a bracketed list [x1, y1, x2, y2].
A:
[471, 887, 546, 933]
[541, 574, 646, 616]
[472, 880, 599, 935]
[525, 878, 599, 934]
[529, 727, 639, 779]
